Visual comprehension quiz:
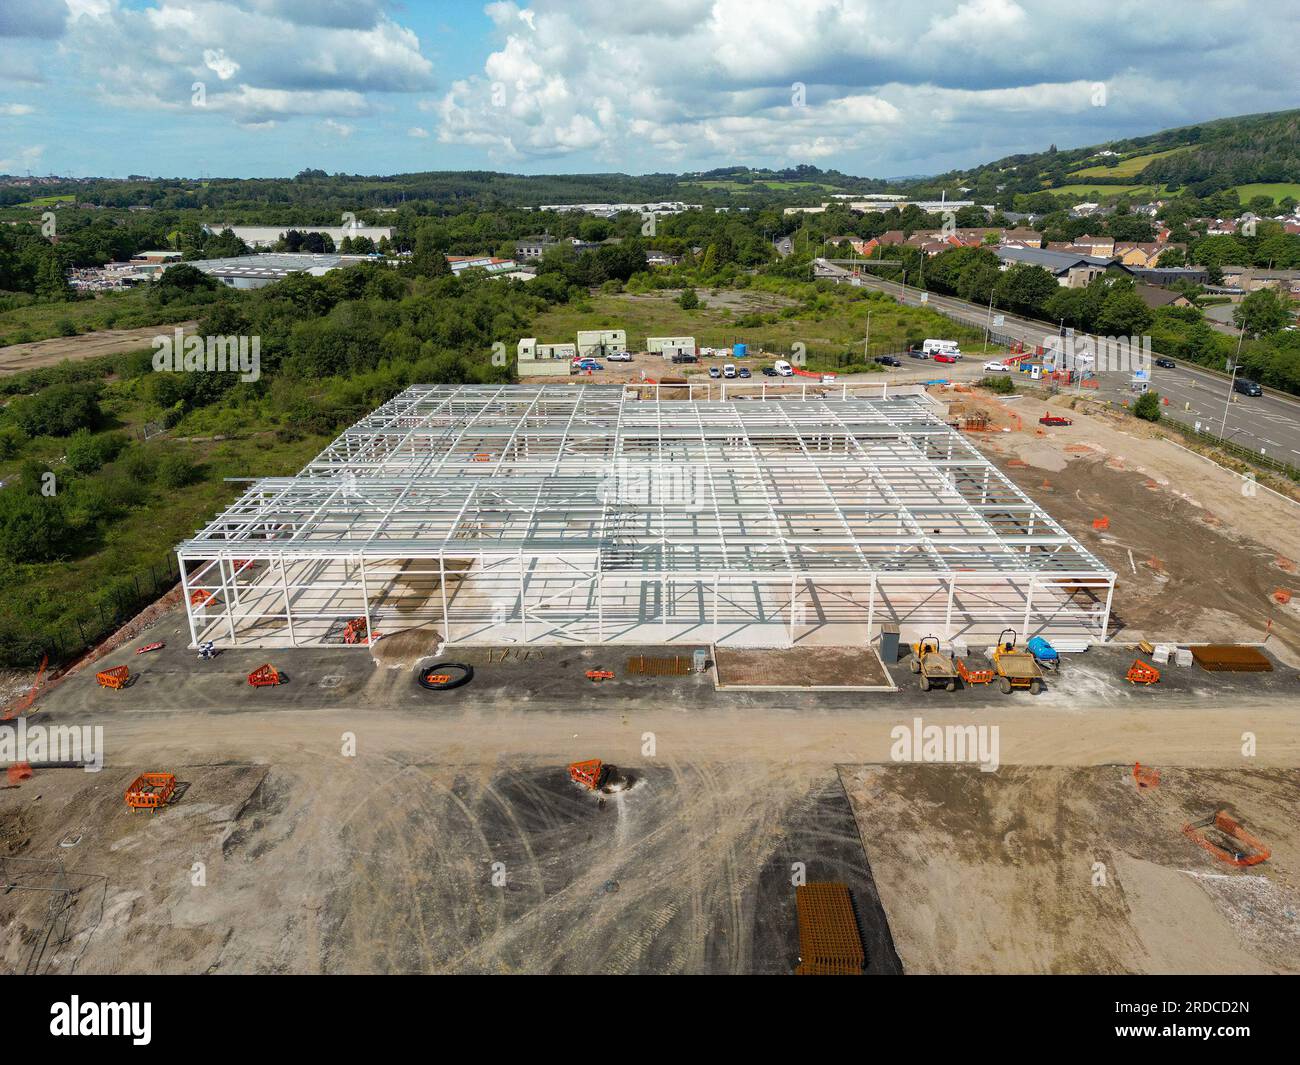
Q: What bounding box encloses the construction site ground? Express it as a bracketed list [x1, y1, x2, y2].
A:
[3, 393, 1299, 974]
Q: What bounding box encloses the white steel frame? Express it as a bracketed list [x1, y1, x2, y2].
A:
[176, 384, 1116, 648]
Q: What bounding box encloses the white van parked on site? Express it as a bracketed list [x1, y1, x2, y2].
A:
[922, 339, 962, 358]
[722, 363, 737, 378]
[773, 360, 794, 376]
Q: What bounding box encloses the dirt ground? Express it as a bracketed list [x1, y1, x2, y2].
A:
[972, 395, 1300, 663]
[843, 764, 1300, 974]
[0, 322, 197, 376]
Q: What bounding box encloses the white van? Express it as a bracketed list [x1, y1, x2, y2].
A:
[773, 360, 794, 376]
[723, 363, 737, 378]
[922, 339, 961, 358]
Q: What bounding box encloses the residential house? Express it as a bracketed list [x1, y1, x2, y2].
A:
[1135, 284, 1193, 310]
[1114, 242, 1182, 268]
[1074, 234, 1115, 257]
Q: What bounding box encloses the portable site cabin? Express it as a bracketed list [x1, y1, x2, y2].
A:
[647, 336, 697, 359]
[576, 329, 627, 359]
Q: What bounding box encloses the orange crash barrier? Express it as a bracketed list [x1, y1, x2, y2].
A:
[1182, 811, 1270, 867]
[96, 666, 130, 690]
[568, 759, 604, 790]
[125, 772, 176, 812]
[1126, 660, 1160, 685]
[1133, 762, 1160, 790]
[343, 617, 372, 644]
[247, 664, 282, 687]
[189, 589, 214, 606]
[956, 658, 994, 685]
[585, 670, 614, 682]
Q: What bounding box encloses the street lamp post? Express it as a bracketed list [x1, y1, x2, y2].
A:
[864, 308, 872, 361]
[1220, 321, 1247, 438]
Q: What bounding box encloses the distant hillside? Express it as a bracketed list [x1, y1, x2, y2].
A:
[927, 109, 1300, 203]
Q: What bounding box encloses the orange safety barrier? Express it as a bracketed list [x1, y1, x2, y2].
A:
[585, 670, 614, 682]
[1182, 811, 1270, 867]
[232, 558, 253, 573]
[1133, 762, 1160, 790]
[96, 665, 130, 690]
[472, 453, 492, 462]
[568, 759, 604, 789]
[1273, 589, 1292, 605]
[956, 658, 994, 685]
[189, 589, 214, 606]
[1092, 516, 1110, 531]
[1126, 660, 1160, 685]
[343, 617, 372, 644]
[6, 762, 32, 785]
[125, 772, 176, 812]
[247, 664, 281, 687]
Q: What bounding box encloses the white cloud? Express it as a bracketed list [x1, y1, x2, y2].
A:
[433, 0, 1299, 172]
[59, 0, 434, 126]
[0, 103, 36, 115]
[407, 126, 430, 138]
[0, 144, 46, 171]
[322, 118, 354, 137]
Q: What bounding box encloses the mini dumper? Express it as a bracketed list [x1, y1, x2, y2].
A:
[909, 635, 958, 692]
[992, 629, 1044, 695]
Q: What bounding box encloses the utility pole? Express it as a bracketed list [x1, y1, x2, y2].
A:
[1220, 320, 1246, 438]
[864, 308, 872, 361]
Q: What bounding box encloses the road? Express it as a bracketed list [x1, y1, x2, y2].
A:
[817, 260, 1300, 462]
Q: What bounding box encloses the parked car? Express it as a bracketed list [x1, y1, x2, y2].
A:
[575, 359, 603, 371]
[908, 348, 930, 359]
[1154, 357, 1175, 369]
[738, 367, 751, 378]
[1234, 378, 1263, 396]
[933, 352, 958, 364]
[983, 360, 1010, 372]
[773, 360, 794, 376]
[875, 355, 901, 367]
[607, 351, 633, 362]
[708, 366, 721, 378]
[762, 367, 778, 377]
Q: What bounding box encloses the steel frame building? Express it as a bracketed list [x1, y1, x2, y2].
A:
[176, 384, 1115, 649]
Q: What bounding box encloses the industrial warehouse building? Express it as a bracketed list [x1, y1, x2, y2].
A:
[176, 384, 1115, 650]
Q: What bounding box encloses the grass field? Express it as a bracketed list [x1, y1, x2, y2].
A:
[1067, 146, 1191, 179]
[529, 284, 986, 364]
[0, 289, 207, 346]
[1235, 182, 1300, 203]
[1045, 183, 1166, 199]
[13, 194, 76, 207]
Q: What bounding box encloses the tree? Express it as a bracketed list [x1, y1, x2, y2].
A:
[1234, 288, 1289, 338]
[1133, 391, 1161, 421]
[9, 383, 102, 438]
[677, 287, 700, 310]
[1095, 289, 1153, 336]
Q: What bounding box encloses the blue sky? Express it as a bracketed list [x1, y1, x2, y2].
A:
[0, 1, 1296, 180]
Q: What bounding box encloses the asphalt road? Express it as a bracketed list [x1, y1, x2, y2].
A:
[817, 260, 1300, 462]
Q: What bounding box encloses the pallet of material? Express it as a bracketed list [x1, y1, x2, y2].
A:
[625, 654, 692, 676]
[1189, 645, 1273, 672]
[794, 882, 864, 975]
